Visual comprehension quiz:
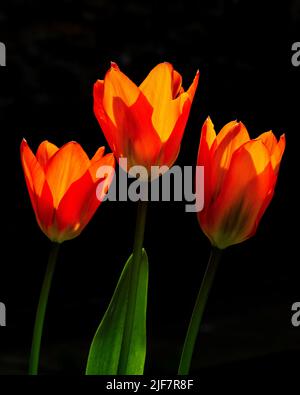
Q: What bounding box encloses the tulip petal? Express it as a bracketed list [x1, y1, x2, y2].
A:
[103, 62, 140, 126]
[91, 146, 105, 164]
[198, 116, 216, 158]
[161, 71, 199, 157]
[197, 117, 216, 210]
[97, 66, 162, 167]
[20, 139, 54, 233]
[139, 63, 177, 142]
[209, 140, 274, 248]
[213, 120, 249, 151]
[159, 99, 190, 167]
[257, 131, 286, 174]
[250, 135, 285, 235]
[124, 100, 162, 169]
[257, 131, 277, 154]
[271, 134, 286, 175]
[172, 69, 183, 98]
[36, 180, 55, 233]
[45, 141, 90, 208]
[140, 63, 195, 142]
[153, 92, 190, 142]
[108, 94, 162, 169]
[210, 122, 250, 198]
[89, 152, 115, 184]
[186, 70, 200, 102]
[55, 154, 115, 241]
[91, 153, 115, 201]
[36, 140, 59, 168]
[55, 171, 97, 241]
[94, 80, 121, 156]
[20, 139, 45, 199]
[139, 62, 174, 102]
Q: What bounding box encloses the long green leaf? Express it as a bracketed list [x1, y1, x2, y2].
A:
[85, 249, 148, 375]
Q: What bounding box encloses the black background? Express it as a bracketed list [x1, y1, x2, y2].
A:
[0, 0, 300, 377]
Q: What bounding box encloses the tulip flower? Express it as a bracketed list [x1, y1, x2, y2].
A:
[86, 62, 199, 374]
[197, 117, 286, 250]
[178, 117, 285, 375]
[93, 62, 199, 176]
[21, 139, 115, 243]
[20, 139, 115, 375]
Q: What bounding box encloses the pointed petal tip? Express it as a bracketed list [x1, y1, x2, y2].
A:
[237, 120, 246, 129]
[105, 152, 116, 162]
[110, 61, 119, 70]
[103, 152, 116, 168]
[204, 116, 214, 128]
[107, 152, 115, 159]
[66, 140, 79, 145]
[278, 133, 286, 150]
[193, 70, 200, 81]
[20, 138, 29, 151]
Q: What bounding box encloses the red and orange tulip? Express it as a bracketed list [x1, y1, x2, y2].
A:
[20, 139, 115, 243]
[93, 62, 199, 175]
[197, 117, 286, 249]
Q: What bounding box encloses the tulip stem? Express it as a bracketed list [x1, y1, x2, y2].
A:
[28, 242, 60, 375]
[118, 199, 148, 374]
[178, 246, 222, 375]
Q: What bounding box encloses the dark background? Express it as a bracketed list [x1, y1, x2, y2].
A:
[0, 0, 299, 377]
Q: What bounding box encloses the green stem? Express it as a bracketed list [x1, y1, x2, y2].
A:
[118, 200, 148, 374]
[28, 242, 60, 375]
[178, 246, 222, 375]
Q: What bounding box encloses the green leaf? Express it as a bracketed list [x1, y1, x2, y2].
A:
[85, 249, 148, 375]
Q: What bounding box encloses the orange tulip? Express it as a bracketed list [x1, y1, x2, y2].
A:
[197, 117, 286, 249]
[93, 62, 199, 175]
[20, 139, 115, 243]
